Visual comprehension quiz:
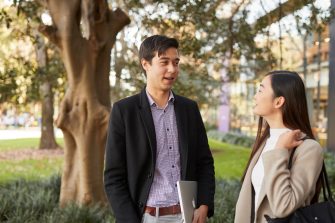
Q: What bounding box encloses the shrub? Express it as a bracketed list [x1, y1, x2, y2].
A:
[0, 176, 115, 223]
[0, 175, 61, 222]
[207, 130, 254, 148]
[324, 151, 335, 196]
[209, 179, 240, 223]
[0, 176, 242, 223]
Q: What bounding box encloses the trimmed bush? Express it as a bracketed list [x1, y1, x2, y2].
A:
[0, 175, 115, 223]
[0, 176, 241, 223]
[324, 151, 335, 196]
[209, 180, 240, 223]
[207, 130, 254, 148]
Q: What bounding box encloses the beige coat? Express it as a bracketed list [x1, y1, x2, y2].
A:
[234, 139, 323, 223]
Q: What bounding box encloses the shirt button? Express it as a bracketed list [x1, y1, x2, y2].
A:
[172, 165, 175, 168]
[169, 147, 172, 149]
[167, 128, 169, 131]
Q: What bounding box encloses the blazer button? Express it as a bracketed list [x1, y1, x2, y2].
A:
[139, 202, 143, 208]
[148, 173, 152, 178]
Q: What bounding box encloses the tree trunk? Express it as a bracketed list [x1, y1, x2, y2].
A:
[39, 0, 130, 206]
[39, 81, 58, 149]
[35, 32, 58, 150]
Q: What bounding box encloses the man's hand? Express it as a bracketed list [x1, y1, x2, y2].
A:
[192, 205, 208, 223]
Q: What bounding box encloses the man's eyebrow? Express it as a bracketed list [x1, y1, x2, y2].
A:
[260, 83, 264, 88]
[158, 56, 180, 61]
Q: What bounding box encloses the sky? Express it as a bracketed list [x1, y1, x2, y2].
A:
[246, 0, 331, 38]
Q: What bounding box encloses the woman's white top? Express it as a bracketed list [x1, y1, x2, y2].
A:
[251, 128, 290, 206]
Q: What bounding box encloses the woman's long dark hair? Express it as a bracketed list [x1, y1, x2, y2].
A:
[241, 70, 315, 181]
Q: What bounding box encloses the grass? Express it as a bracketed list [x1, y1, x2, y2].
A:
[0, 138, 64, 152]
[0, 138, 64, 183]
[0, 158, 63, 183]
[0, 137, 251, 183]
[209, 138, 250, 179]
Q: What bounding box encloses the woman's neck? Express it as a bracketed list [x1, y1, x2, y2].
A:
[264, 113, 286, 129]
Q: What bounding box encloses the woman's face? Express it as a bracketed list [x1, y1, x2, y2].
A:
[253, 75, 278, 117]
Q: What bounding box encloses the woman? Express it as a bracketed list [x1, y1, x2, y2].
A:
[234, 70, 324, 223]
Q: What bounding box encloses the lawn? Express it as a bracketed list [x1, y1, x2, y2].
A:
[0, 138, 64, 152]
[0, 158, 63, 183]
[0, 137, 251, 183]
[209, 138, 250, 179]
[0, 138, 64, 183]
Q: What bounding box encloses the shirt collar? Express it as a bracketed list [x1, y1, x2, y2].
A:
[145, 88, 175, 107]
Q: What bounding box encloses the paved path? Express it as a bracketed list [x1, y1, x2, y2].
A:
[0, 127, 63, 140]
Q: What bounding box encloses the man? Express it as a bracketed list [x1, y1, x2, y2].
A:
[104, 35, 215, 223]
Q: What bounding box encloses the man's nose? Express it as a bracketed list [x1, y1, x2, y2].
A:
[168, 63, 178, 73]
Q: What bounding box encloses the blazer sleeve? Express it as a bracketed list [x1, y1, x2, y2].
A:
[262, 139, 323, 217]
[104, 103, 140, 222]
[193, 102, 215, 217]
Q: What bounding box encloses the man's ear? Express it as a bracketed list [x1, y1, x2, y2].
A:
[274, 96, 285, 108]
[141, 59, 149, 71]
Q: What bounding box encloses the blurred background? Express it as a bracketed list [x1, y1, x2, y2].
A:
[0, 0, 334, 222]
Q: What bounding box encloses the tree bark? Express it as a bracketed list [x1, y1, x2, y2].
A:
[39, 81, 58, 149]
[34, 32, 58, 150]
[39, 0, 130, 206]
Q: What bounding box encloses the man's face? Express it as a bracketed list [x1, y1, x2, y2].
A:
[142, 47, 180, 93]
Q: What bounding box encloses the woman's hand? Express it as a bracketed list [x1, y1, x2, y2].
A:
[275, 129, 305, 150]
[192, 205, 208, 223]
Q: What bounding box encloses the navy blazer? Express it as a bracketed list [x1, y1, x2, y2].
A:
[104, 89, 215, 222]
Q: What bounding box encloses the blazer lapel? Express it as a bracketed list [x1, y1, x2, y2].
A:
[245, 142, 265, 183]
[138, 89, 157, 164]
[253, 143, 267, 212]
[174, 95, 189, 179]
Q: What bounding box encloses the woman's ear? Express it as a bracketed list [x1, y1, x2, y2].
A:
[275, 96, 285, 108]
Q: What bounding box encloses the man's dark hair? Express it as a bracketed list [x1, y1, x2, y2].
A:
[139, 35, 179, 76]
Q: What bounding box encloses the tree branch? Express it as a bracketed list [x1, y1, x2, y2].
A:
[38, 25, 60, 48]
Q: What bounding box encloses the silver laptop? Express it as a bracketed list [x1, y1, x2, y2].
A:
[177, 180, 197, 223]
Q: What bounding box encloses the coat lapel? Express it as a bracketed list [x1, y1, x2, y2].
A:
[174, 95, 189, 179]
[253, 143, 267, 212]
[235, 142, 265, 223]
[138, 89, 157, 164]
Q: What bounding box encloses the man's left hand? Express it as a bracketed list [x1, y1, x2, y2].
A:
[192, 205, 208, 223]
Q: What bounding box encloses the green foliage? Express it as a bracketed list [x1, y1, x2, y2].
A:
[0, 2, 66, 106]
[209, 180, 241, 223]
[208, 130, 254, 148]
[0, 176, 115, 223]
[0, 175, 240, 223]
[0, 175, 61, 222]
[324, 152, 335, 195]
[0, 58, 38, 104]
